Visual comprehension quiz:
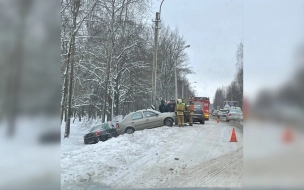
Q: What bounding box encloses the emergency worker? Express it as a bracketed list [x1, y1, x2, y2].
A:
[175, 99, 185, 127]
[189, 101, 195, 126]
[182, 99, 187, 126]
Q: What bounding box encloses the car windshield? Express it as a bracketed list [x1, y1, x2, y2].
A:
[90, 125, 102, 132]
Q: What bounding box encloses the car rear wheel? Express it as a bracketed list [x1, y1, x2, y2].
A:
[125, 127, 135, 134]
[164, 118, 173, 127]
[200, 120, 205, 124]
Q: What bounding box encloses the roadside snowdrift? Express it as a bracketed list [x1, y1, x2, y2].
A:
[61, 119, 242, 189]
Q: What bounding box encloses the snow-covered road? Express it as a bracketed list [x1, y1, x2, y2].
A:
[61, 118, 243, 189]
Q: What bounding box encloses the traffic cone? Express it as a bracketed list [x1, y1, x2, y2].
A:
[283, 127, 293, 143]
[229, 128, 238, 142]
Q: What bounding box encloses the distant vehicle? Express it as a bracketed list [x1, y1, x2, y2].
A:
[218, 109, 228, 117]
[83, 122, 119, 144]
[226, 109, 243, 122]
[212, 110, 219, 116]
[116, 109, 175, 134]
[228, 106, 242, 112]
[188, 96, 210, 121]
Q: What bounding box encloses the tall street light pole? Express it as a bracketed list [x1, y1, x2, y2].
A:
[152, 0, 165, 109]
[175, 45, 190, 102]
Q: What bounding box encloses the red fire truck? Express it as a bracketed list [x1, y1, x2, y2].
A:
[188, 96, 210, 121]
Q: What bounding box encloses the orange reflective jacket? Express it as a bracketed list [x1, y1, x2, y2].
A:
[190, 105, 195, 112]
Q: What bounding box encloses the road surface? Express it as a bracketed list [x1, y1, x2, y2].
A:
[61, 117, 243, 189]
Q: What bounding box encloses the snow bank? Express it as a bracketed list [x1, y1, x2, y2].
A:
[61, 119, 243, 189]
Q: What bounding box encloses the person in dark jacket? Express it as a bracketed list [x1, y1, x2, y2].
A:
[165, 100, 175, 112]
[165, 102, 171, 112]
[159, 100, 166, 113]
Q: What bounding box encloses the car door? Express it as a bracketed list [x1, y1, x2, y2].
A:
[237, 110, 243, 121]
[143, 111, 161, 128]
[231, 110, 237, 120]
[130, 112, 147, 130]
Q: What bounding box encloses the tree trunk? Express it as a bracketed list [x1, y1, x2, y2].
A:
[64, 0, 80, 138]
[115, 88, 119, 116]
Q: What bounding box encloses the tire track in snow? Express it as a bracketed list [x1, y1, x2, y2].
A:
[162, 147, 243, 187]
[198, 148, 243, 186]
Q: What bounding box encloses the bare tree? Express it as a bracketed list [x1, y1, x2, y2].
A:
[62, 0, 97, 138]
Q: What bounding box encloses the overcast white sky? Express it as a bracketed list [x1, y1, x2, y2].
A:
[151, 0, 304, 103]
[244, 0, 304, 102]
[151, 0, 243, 103]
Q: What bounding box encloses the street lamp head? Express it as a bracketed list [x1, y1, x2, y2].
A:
[185, 45, 190, 48]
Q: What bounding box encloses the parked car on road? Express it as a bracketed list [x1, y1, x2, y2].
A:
[83, 122, 118, 144]
[116, 109, 175, 134]
[218, 109, 228, 117]
[226, 109, 243, 122]
[212, 110, 219, 116]
[228, 106, 242, 112]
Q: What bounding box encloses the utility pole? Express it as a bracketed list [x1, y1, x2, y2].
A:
[182, 83, 184, 99]
[152, 12, 160, 108]
[152, 0, 164, 109]
[174, 62, 178, 102]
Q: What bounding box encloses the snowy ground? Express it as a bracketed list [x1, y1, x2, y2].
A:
[61, 117, 243, 189]
[0, 115, 60, 190]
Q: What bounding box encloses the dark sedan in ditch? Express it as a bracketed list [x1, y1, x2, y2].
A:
[83, 122, 119, 144]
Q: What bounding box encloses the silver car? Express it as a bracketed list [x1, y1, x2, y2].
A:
[116, 109, 175, 134]
[218, 109, 228, 117]
[226, 109, 243, 122]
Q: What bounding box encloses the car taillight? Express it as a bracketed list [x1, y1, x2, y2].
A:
[229, 114, 232, 116]
[96, 131, 101, 135]
[116, 123, 120, 129]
